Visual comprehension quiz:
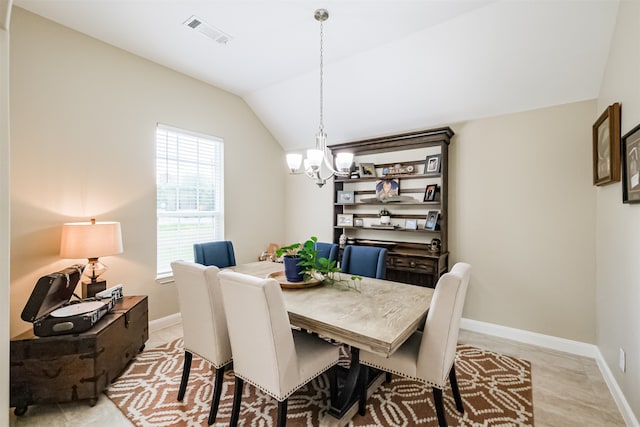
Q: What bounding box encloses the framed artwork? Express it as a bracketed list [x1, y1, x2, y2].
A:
[425, 154, 441, 174]
[354, 218, 364, 227]
[337, 214, 353, 227]
[376, 179, 399, 200]
[404, 219, 417, 230]
[359, 163, 376, 177]
[337, 190, 355, 204]
[621, 123, 640, 204]
[425, 211, 439, 230]
[593, 102, 621, 186]
[423, 184, 437, 202]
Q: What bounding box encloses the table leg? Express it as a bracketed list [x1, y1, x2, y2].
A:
[328, 347, 361, 419]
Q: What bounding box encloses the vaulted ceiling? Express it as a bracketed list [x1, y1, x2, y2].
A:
[14, 0, 619, 151]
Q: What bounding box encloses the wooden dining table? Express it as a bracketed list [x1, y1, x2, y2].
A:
[228, 261, 434, 422]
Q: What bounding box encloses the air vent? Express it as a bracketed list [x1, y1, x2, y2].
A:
[183, 15, 232, 45]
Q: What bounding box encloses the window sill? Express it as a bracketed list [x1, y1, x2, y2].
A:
[155, 273, 174, 284]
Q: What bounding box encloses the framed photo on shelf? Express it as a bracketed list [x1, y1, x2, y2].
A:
[425, 154, 441, 174]
[404, 219, 417, 230]
[376, 178, 399, 200]
[355, 218, 364, 227]
[621, 123, 640, 203]
[425, 211, 439, 230]
[592, 102, 621, 186]
[423, 184, 437, 202]
[359, 163, 376, 177]
[337, 190, 355, 204]
[337, 214, 354, 227]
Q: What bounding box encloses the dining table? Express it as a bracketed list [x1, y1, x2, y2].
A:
[228, 261, 435, 422]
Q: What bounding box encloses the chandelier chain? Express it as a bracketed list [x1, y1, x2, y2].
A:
[319, 16, 324, 132]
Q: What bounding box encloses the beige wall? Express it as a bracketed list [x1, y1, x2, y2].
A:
[9, 7, 286, 337]
[1, 1, 13, 424]
[284, 173, 334, 245]
[596, 0, 640, 420]
[450, 101, 597, 343]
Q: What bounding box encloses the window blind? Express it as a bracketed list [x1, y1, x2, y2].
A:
[156, 124, 224, 276]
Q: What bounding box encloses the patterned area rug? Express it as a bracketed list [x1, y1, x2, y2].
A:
[107, 338, 533, 427]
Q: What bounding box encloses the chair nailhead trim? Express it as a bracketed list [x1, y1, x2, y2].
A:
[237, 361, 339, 401]
[184, 347, 232, 370]
[360, 360, 442, 389]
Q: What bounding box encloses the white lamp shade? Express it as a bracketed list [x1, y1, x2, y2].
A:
[60, 220, 123, 259]
[306, 149, 324, 168]
[286, 153, 303, 171]
[335, 152, 354, 171]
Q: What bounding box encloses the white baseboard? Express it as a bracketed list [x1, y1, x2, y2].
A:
[460, 318, 599, 357]
[595, 348, 640, 427]
[149, 312, 181, 333]
[461, 317, 639, 427]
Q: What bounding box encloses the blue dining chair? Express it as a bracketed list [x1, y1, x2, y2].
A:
[340, 245, 387, 279]
[194, 241, 236, 268]
[314, 241, 339, 267]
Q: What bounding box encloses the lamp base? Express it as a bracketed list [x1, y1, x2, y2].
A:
[82, 280, 106, 299]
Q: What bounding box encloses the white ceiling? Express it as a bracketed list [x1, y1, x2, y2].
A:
[14, 0, 619, 151]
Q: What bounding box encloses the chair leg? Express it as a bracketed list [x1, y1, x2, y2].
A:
[432, 387, 448, 427]
[207, 366, 226, 425]
[277, 399, 288, 427]
[449, 363, 464, 413]
[177, 351, 192, 401]
[230, 377, 244, 427]
[358, 365, 368, 416]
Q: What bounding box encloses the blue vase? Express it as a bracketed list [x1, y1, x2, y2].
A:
[283, 256, 304, 282]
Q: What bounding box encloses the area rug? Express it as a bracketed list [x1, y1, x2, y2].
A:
[107, 338, 533, 427]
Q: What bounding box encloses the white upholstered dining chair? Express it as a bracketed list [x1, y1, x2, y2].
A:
[358, 262, 472, 427]
[170, 261, 232, 425]
[218, 270, 340, 427]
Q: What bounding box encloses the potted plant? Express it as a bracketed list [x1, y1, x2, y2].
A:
[276, 237, 320, 282]
[276, 236, 361, 290]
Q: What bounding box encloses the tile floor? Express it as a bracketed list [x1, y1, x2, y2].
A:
[8, 324, 628, 427]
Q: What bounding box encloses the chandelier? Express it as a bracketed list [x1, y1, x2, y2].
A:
[286, 9, 353, 187]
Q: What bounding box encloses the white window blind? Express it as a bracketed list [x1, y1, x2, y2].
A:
[156, 124, 224, 276]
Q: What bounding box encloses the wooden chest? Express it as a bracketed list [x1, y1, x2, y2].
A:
[10, 295, 148, 415]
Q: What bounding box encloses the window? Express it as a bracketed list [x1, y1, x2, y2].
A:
[156, 124, 224, 277]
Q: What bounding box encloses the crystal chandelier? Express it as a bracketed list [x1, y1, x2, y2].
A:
[286, 9, 353, 187]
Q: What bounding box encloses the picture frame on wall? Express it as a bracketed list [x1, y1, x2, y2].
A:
[592, 102, 621, 186]
[425, 154, 441, 174]
[425, 211, 439, 230]
[423, 184, 437, 202]
[337, 190, 355, 204]
[621, 123, 640, 204]
[337, 214, 353, 227]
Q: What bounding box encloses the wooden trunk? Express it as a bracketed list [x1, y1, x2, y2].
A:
[10, 295, 148, 414]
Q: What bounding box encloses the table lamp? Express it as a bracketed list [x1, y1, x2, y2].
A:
[60, 218, 123, 298]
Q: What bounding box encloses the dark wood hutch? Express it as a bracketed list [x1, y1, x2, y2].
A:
[329, 127, 454, 288]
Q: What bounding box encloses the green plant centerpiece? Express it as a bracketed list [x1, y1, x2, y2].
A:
[276, 236, 362, 291]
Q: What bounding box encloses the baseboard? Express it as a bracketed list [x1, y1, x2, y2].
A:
[461, 317, 639, 427]
[149, 312, 181, 333]
[460, 318, 599, 357]
[595, 349, 640, 427]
